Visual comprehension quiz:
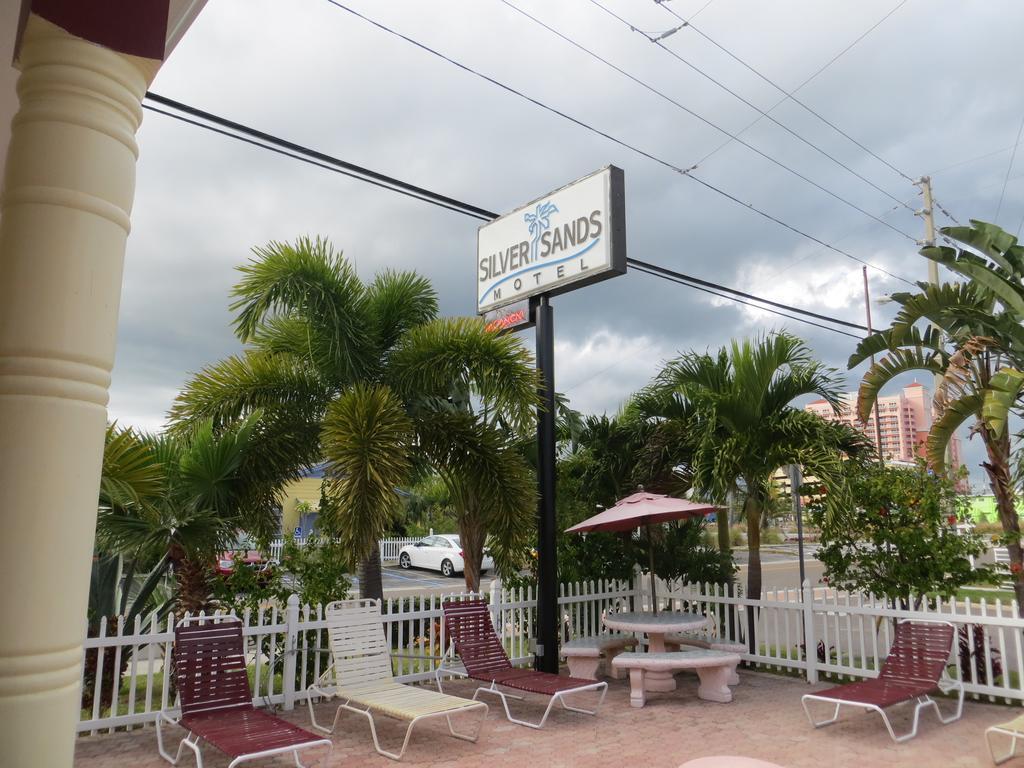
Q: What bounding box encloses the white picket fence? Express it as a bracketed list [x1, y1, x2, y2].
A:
[265, 536, 421, 563]
[78, 573, 1024, 736]
[649, 575, 1024, 703]
[378, 537, 423, 563]
[78, 577, 633, 735]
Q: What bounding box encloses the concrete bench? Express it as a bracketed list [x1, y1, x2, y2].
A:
[561, 633, 638, 680]
[664, 632, 745, 685]
[612, 650, 741, 707]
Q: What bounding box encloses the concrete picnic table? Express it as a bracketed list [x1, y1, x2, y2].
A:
[603, 610, 709, 692]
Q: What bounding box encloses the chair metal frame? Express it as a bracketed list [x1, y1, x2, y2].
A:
[308, 598, 488, 760]
[800, 620, 964, 743]
[985, 716, 1024, 765]
[157, 616, 332, 768]
[437, 597, 608, 729]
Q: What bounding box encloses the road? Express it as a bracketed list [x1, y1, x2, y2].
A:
[353, 564, 496, 598]
[734, 544, 824, 593]
[363, 545, 822, 598]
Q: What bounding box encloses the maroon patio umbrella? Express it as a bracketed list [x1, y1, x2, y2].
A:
[565, 491, 719, 614]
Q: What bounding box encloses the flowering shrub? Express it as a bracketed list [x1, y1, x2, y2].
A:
[808, 461, 994, 608]
[959, 624, 1002, 685]
[211, 532, 351, 614]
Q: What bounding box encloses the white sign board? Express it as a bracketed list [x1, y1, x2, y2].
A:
[477, 166, 625, 314]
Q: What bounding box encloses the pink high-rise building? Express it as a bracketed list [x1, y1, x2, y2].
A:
[804, 381, 964, 474]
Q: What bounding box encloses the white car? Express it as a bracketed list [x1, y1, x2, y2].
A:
[398, 534, 494, 577]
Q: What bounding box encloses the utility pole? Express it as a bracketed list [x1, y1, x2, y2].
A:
[862, 266, 884, 462]
[914, 175, 951, 470]
[914, 175, 938, 282]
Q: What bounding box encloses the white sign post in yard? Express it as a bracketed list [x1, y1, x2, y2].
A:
[476, 166, 626, 674]
[476, 166, 626, 313]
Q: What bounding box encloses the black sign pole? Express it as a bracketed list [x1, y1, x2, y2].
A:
[534, 293, 559, 673]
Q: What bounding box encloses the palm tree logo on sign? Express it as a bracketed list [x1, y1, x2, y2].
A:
[524, 201, 559, 261]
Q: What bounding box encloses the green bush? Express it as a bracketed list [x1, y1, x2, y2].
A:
[701, 527, 718, 548]
[808, 462, 995, 607]
[762, 527, 785, 545]
[729, 524, 746, 547]
[211, 532, 351, 614]
[651, 519, 736, 585]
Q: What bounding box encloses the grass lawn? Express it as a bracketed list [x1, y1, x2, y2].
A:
[920, 585, 1016, 603]
[80, 665, 288, 726]
[956, 586, 1016, 603]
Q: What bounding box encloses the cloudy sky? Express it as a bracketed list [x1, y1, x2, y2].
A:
[113, 0, 1024, 488]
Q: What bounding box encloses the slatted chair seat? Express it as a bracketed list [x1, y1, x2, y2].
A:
[811, 678, 938, 709]
[438, 597, 608, 729]
[330, 679, 484, 720]
[801, 620, 964, 743]
[156, 618, 331, 768]
[179, 709, 324, 758]
[483, 669, 602, 696]
[308, 598, 488, 761]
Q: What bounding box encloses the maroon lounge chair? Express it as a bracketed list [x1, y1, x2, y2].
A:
[157, 618, 332, 767]
[801, 620, 964, 742]
[437, 597, 607, 729]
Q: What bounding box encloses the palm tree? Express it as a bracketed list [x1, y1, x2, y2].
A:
[852, 220, 1024, 603]
[918, 221, 1024, 438]
[84, 419, 257, 712]
[97, 414, 261, 612]
[563, 414, 648, 507]
[95, 422, 168, 622]
[84, 424, 167, 712]
[170, 237, 538, 599]
[641, 333, 868, 606]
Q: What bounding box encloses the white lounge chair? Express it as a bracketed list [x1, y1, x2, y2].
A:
[987, 714, 1024, 765]
[307, 598, 488, 761]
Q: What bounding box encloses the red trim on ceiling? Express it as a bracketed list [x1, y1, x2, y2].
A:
[30, 0, 169, 60]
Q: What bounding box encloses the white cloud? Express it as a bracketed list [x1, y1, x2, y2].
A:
[88, 0, 1024, 492]
[555, 329, 677, 415]
[718, 247, 882, 326]
[107, 382, 179, 434]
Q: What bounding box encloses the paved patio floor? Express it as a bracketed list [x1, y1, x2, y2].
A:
[75, 670, 1015, 767]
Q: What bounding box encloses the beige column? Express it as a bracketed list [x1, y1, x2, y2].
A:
[0, 15, 158, 766]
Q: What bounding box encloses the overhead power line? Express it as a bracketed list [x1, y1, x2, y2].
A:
[930, 141, 1024, 176]
[682, 0, 910, 174]
[142, 93, 870, 339]
[144, 93, 496, 221]
[994, 112, 1024, 225]
[583, 0, 914, 221]
[933, 197, 960, 226]
[653, 0, 914, 185]
[320, 0, 916, 286]
[499, 0, 917, 246]
[669, 0, 718, 21]
[762, 195, 914, 283]
[628, 258, 869, 333]
[628, 262, 864, 339]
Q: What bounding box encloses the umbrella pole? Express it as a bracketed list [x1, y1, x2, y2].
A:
[647, 524, 657, 615]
